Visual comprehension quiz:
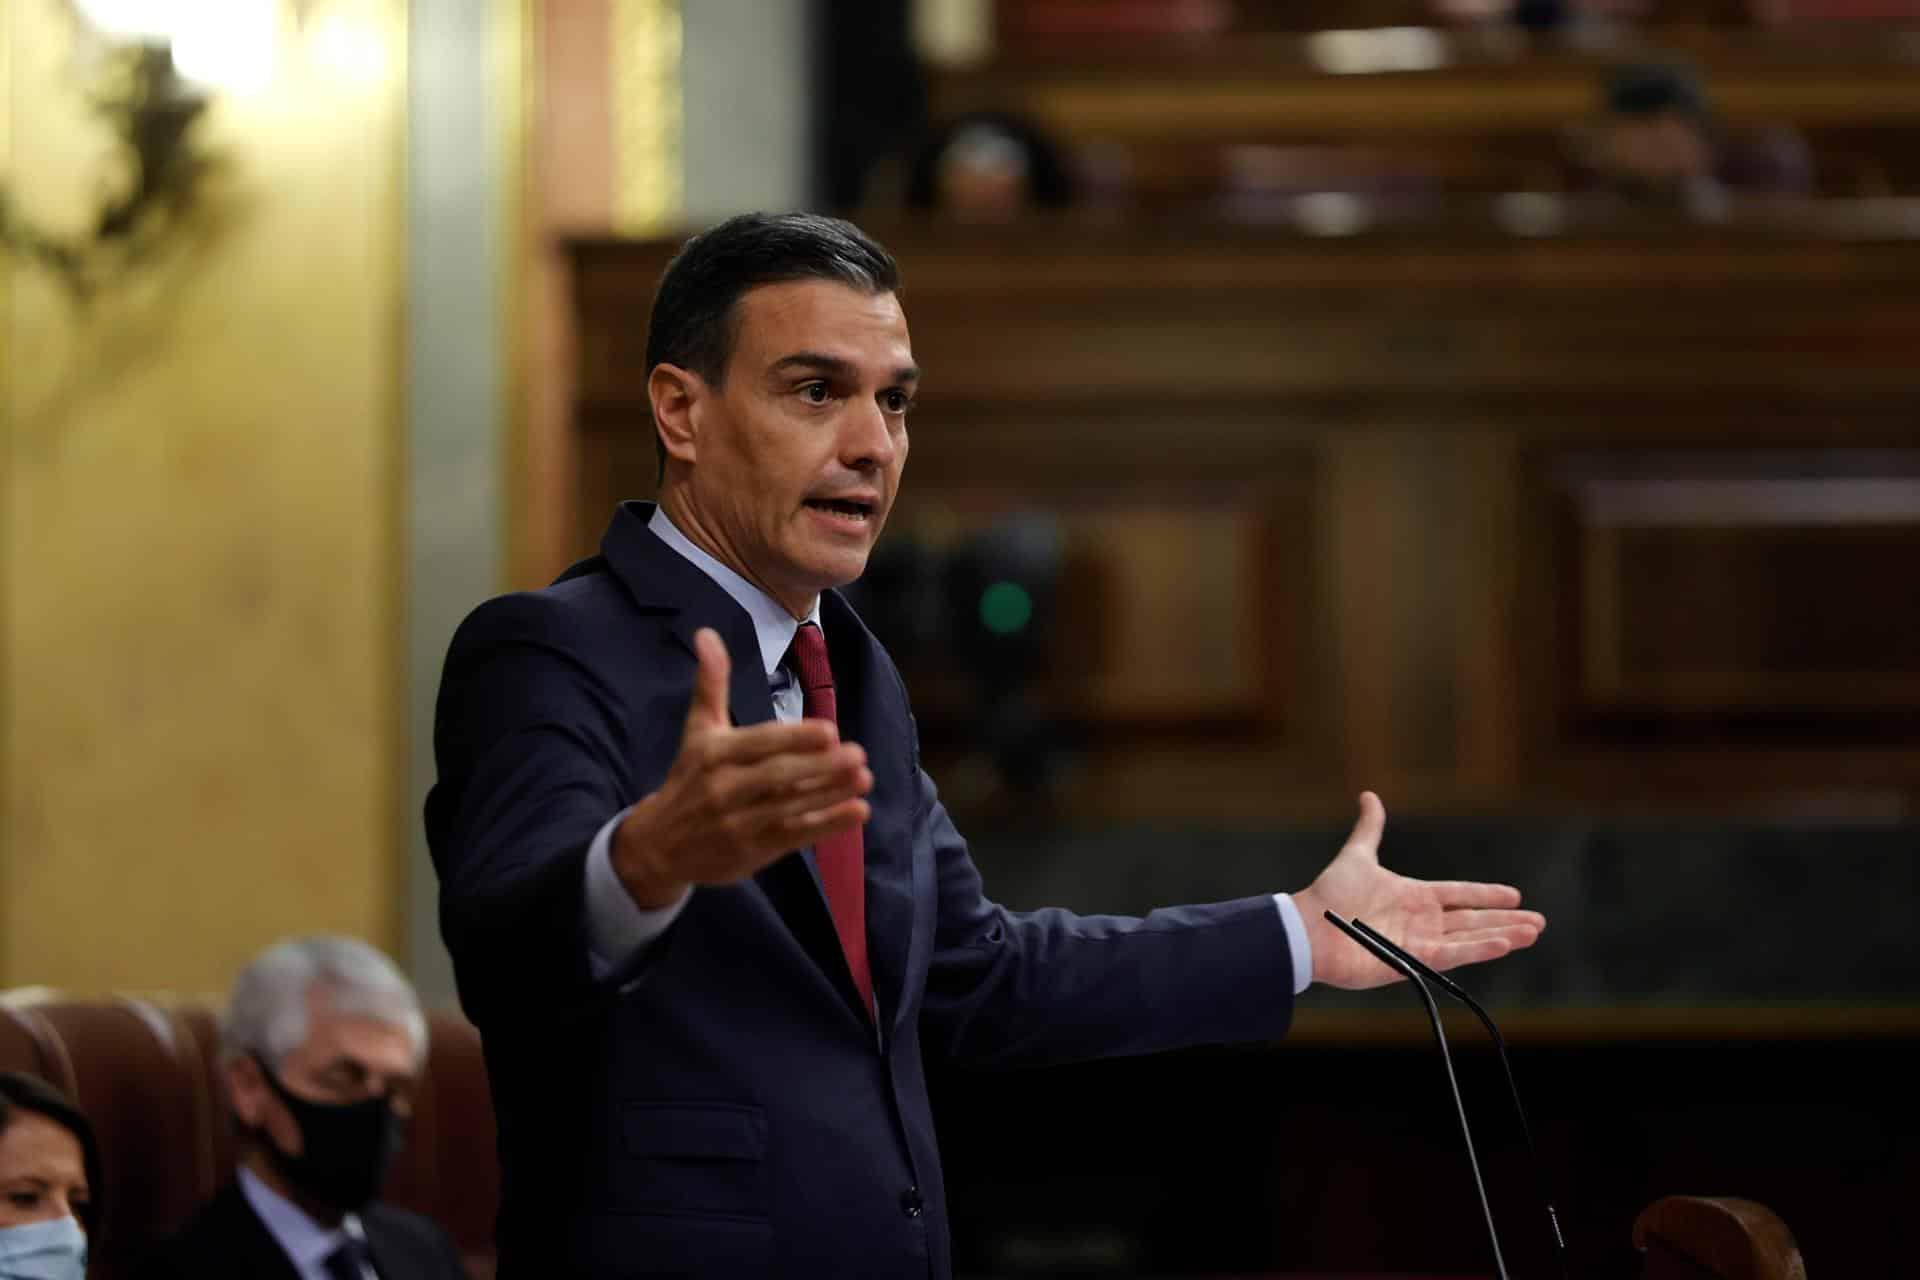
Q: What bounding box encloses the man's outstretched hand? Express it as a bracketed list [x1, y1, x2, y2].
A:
[613, 628, 873, 910]
[1291, 792, 1545, 990]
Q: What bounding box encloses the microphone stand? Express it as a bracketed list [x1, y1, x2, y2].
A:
[1348, 917, 1572, 1280]
[1323, 910, 1510, 1280]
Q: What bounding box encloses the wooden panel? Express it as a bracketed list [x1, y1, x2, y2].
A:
[1557, 455, 1920, 719]
[1051, 506, 1273, 722]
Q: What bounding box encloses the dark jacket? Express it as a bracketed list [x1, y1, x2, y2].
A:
[425, 501, 1299, 1278]
[139, 1180, 467, 1280]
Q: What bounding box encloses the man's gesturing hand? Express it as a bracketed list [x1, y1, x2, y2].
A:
[1291, 792, 1546, 990]
[612, 627, 874, 909]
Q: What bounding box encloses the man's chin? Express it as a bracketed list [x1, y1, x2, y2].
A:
[778, 529, 880, 597]
[801, 552, 872, 595]
[824, 557, 872, 591]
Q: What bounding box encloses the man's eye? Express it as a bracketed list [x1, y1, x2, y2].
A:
[800, 383, 830, 404]
[883, 391, 913, 414]
[7, 1191, 39, 1208]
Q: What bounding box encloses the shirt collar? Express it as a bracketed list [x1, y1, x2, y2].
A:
[237, 1165, 359, 1273]
[648, 506, 821, 678]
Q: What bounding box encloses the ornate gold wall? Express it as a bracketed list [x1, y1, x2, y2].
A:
[1, 1, 407, 992]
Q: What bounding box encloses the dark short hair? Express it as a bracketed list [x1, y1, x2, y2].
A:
[645, 213, 900, 475]
[647, 212, 899, 386]
[1604, 61, 1711, 124]
[0, 1071, 104, 1236]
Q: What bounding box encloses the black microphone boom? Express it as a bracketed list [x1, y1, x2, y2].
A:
[1323, 910, 1509, 1280]
[1348, 917, 1572, 1280]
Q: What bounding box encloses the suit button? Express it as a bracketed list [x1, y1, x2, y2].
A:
[900, 1186, 924, 1218]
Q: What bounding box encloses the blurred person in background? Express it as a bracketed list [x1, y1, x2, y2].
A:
[1577, 61, 1730, 214]
[903, 111, 1076, 220]
[428, 211, 1546, 1278]
[0, 1072, 98, 1280]
[141, 936, 464, 1280]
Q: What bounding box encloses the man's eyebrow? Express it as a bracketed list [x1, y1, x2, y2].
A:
[769, 352, 920, 385]
[768, 352, 855, 379]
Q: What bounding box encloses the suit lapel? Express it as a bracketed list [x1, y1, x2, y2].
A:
[600, 502, 780, 732]
[219, 1182, 310, 1280]
[361, 1206, 432, 1280]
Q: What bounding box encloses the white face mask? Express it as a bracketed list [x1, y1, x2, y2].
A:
[0, 1216, 88, 1280]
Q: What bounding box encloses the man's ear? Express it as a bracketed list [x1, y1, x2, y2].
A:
[649, 362, 705, 465]
[225, 1053, 269, 1129]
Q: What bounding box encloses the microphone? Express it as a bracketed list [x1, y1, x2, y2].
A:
[1322, 910, 1509, 1280]
[1347, 917, 1572, 1280]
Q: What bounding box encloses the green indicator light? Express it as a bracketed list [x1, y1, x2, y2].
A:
[979, 581, 1033, 635]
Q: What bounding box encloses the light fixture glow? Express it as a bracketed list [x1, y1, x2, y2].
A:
[1306, 26, 1449, 75]
[1294, 191, 1370, 237]
[72, 0, 180, 41]
[307, 11, 391, 86]
[170, 0, 280, 95]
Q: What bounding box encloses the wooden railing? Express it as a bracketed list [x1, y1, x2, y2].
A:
[923, 34, 1920, 202]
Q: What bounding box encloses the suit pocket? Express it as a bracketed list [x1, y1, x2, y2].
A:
[616, 1102, 769, 1220]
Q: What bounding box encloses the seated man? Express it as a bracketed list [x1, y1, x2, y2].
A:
[142, 936, 466, 1280]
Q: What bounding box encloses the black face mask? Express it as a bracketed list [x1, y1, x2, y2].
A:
[252, 1053, 406, 1213]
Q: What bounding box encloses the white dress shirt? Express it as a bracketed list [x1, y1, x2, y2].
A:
[583, 506, 1313, 994]
[237, 1166, 376, 1280]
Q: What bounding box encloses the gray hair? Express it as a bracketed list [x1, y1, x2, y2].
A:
[220, 935, 428, 1069]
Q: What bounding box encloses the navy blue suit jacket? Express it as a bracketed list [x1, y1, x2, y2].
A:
[426, 502, 1299, 1278]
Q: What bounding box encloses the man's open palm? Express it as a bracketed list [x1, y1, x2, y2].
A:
[612, 628, 873, 909]
[1293, 792, 1545, 990]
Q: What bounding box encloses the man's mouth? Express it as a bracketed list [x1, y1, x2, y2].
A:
[804, 497, 876, 523]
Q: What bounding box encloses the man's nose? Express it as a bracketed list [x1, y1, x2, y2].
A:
[842, 399, 897, 470]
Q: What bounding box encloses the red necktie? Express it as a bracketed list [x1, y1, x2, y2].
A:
[787, 621, 874, 1017]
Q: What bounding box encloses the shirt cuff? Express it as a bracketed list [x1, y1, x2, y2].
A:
[585, 806, 691, 980]
[1273, 893, 1313, 995]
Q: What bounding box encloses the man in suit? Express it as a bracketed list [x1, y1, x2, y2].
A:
[142, 937, 467, 1280]
[426, 212, 1545, 1278]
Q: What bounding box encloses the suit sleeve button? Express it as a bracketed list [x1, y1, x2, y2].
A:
[901, 1186, 924, 1218]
